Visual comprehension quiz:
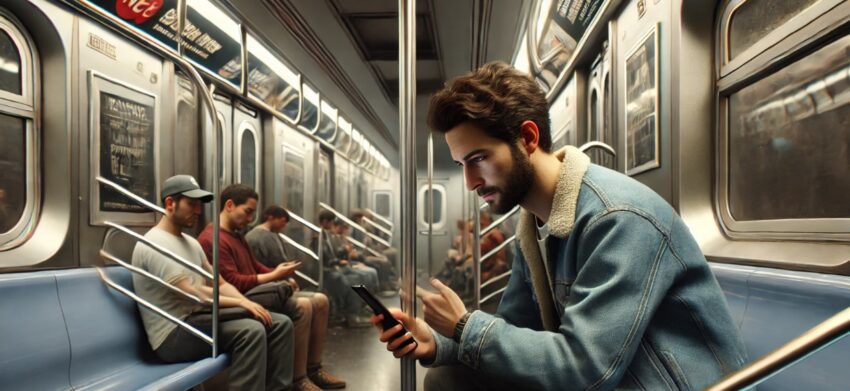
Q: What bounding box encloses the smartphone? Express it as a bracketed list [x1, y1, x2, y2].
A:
[351, 285, 417, 349]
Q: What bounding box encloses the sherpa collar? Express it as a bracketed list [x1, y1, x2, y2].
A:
[515, 146, 590, 331]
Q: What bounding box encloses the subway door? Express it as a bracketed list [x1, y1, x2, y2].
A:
[586, 42, 616, 169]
[201, 93, 233, 222]
[233, 102, 262, 219]
[416, 178, 453, 279]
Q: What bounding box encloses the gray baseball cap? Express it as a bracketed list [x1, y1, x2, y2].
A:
[160, 175, 214, 203]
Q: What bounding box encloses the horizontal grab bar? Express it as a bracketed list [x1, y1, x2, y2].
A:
[362, 216, 393, 239]
[100, 250, 207, 305]
[96, 267, 213, 345]
[480, 206, 520, 237]
[104, 222, 214, 280]
[278, 233, 320, 262]
[97, 176, 165, 214]
[480, 270, 512, 289]
[287, 211, 322, 233]
[294, 270, 319, 287]
[364, 208, 393, 229]
[319, 202, 392, 248]
[481, 235, 516, 263]
[344, 235, 383, 258]
[480, 286, 508, 304]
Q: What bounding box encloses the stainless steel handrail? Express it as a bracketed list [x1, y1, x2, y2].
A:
[362, 216, 393, 239]
[319, 202, 393, 248]
[104, 222, 214, 280]
[344, 235, 384, 258]
[480, 286, 508, 305]
[480, 270, 512, 290]
[481, 235, 516, 263]
[578, 141, 616, 156]
[278, 233, 320, 261]
[480, 206, 520, 236]
[95, 267, 213, 345]
[277, 233, 321, 288]
[287, 210, 322, 233]
[96, 177, 166, 214]
[480, 202, 488, 211]
[364, 208, 394, 229]
[707, 306, 850, 390]
[100, 250, 207, 305]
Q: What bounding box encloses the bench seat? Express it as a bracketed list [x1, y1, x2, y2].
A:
[0, 267, 228, 391]
[712, 263, 850, 391]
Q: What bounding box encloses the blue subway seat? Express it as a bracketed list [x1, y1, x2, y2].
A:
[0, 267, 228, 391]
[711, 263, 850, 391]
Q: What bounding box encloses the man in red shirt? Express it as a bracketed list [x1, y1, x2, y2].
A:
[198, 184, 345, 391]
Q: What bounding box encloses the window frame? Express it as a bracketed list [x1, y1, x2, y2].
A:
[718, 0, 842, 77]
[0, 11, 39, 251]
[235, 120, 261, 191]
[715, 1, 850, 242]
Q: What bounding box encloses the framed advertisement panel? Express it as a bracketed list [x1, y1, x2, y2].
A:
[88, 71, 159, 225]
[624, 24, 660, 176]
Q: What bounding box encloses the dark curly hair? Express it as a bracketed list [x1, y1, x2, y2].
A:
[427, 61, 552, 152]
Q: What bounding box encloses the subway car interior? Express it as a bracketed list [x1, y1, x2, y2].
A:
[1, 0, 849, 390]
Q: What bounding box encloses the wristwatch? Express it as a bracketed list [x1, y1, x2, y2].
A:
[452, 312, 472, 343]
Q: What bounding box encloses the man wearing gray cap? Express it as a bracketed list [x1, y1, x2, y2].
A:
[131, 175, 295, 391]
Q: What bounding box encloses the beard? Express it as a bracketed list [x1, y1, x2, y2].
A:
[479, 144, 535, 214]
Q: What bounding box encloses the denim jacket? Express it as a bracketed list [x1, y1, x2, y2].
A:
[426, 146, 747, 390]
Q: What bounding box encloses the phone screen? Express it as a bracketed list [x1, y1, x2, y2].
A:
[351, 285, 416, 348]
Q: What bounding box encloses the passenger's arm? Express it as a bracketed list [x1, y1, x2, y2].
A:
[442, 211, 680, 390]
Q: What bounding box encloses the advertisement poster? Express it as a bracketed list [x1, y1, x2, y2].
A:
[625, 26, 660, 175]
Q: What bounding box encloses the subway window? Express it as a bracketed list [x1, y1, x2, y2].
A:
[418, 184, 446, 230]
[0, 13, 37, 251]
[727, 0, 819, 61]
[718, 2, 850, 237]
[238, 124, 258, 189]
[373, 191, 391, 221]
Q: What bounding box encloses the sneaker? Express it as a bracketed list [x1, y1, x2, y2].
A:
[345, 315, 372, 328]
[309, 367, 346, 389]
[292, 377, 322, 391]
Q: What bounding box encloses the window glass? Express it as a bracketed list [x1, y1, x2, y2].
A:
[0, 113, 26, 233]
[729, 0, 818, 60]
[240, 129, 256, 187]
[728, 34, 850, 220]
[0, 29, 21, 95]
[375, 192, 391, 220]
[421, 187, 445, 226]
[299, 84, 319, 131]
[319, 151, 331, 206]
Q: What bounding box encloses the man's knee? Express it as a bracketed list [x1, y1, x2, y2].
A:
[269, 313, 294, 336]
[312, 293, 329, 311]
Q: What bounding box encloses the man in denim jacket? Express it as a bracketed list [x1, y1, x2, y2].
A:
[373, 62, 747, 390]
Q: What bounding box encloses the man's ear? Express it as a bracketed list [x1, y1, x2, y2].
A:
[519, 120, 540, 154]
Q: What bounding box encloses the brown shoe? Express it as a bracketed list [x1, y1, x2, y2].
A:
[292, 376, 323, 391]
[309, 367, 346, 389]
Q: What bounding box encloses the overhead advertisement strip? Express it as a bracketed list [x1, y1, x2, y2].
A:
[81, 0, 243, 89]
[246, 33, 301, 122]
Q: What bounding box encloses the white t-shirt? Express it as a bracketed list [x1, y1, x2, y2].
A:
[131, 227, 210, 349]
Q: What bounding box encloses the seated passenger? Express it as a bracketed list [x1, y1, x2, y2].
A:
[331, 219, 380, 291]
[311, 211, 372, 328]
[131, 175, 294, 391]
[373, 62, 747, 390]
[347, 211, 399, 293]
[198, 186, 345, 391]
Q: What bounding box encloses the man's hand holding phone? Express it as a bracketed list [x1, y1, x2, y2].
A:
[371, 309, 436, 360]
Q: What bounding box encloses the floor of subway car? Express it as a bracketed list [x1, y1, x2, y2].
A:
[322, 293, 428, 390]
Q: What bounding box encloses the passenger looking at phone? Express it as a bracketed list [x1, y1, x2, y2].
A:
[312, 211, 374, 328]
[331, 219, 381, 291]
[199, 186, 345, 391]
[132, 175, 294, 391]
[372, 62, 747, 390]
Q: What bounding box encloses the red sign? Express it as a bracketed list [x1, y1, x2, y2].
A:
[116, 0, 164, 24]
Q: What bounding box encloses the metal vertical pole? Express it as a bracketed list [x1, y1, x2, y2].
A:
[427, 132, 433, 277]
[472, 208, 481, 310]
[177, 0, 219, 358]
[399, 0, 417, 389]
